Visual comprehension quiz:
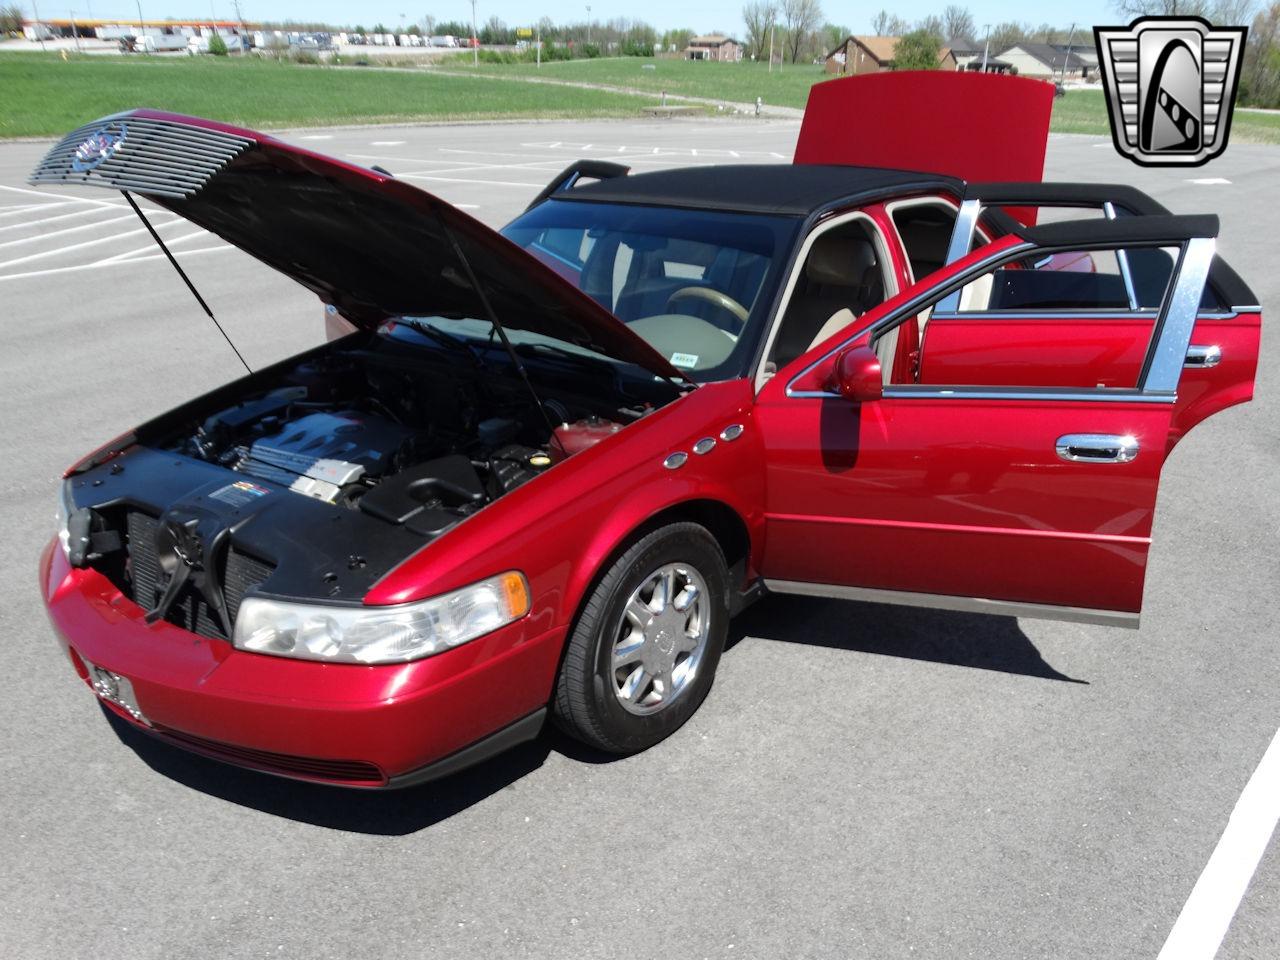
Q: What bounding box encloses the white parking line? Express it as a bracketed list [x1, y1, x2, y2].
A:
[0, 217, 185, 270]
[0, 211, 142, 250]
[396, 173, 545, 188]
[0, 183, 126, 209]
[370, 140, 405, 146]
[0, 205, 118, 232]
[1157, 726, 1280, 960]
[94, 228, 209, 264]
[1187, 178, 1232, 185]
[0, 244, 232, 283]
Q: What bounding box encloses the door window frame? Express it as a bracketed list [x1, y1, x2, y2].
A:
[753, 209, 899, 392]
[784, 233, 1217, 403]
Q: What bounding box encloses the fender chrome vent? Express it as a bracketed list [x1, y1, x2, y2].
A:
[28, 114, 253, 199]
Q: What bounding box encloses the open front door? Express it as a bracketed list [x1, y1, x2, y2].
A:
[755, 214, 1221, 627]
[943, 183, 1263, 449]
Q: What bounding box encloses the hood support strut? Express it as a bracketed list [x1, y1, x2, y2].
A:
[436, 209, 559, 437]
[122, 190, 252, 376]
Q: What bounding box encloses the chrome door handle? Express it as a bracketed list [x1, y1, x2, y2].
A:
[1184, 344, 1222, 367]
[1056, 434, 1140, 463]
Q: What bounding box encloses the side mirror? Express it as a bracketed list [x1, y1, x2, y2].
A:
[828, 346, 883, 402]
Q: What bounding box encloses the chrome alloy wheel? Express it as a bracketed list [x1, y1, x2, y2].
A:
[611, 563, 710, 716]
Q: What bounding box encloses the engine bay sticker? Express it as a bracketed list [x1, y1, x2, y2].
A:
[209, 480, 273, 507]
[670, 352, 699, 368]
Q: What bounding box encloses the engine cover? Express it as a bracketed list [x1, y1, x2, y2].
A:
[236, 410, 414, 503]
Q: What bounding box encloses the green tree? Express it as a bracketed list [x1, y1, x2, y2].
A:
[0, 4, 24, 34]
[207, 33, 229, 55]
[893, 29, 941, 69]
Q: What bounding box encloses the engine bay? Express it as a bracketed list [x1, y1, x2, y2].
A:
[169, 329, 660, 531]
[64, 325, 679, 632]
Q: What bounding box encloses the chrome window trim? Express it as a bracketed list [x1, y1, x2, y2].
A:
[754, 209, 900, 393]
[936, 198, 983, 314]
[1140, 236, 1216, 393]
[763, 579, 1140, 629]
[928, 309, 1160, 321]
[1104, 201, 1141, 311]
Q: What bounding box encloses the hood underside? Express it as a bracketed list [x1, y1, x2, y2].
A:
[29, 110, 684, 381]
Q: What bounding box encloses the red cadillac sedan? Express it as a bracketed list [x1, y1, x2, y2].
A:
[34, 92, 1260, 787]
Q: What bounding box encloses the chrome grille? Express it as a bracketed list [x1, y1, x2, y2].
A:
[28, 114, 253, 199]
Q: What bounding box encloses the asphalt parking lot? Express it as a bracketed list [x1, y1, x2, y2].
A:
[2, 117, 1277, 960]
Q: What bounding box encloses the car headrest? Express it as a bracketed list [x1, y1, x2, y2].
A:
[805, 235, 878, 287]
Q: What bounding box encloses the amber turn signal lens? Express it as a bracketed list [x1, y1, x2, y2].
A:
[500, 571, 531, 618]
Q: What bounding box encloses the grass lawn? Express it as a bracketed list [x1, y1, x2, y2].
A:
[465, 56, 1280, 144]
[0, 52, 662, 137]
[467, 56, 823, 109]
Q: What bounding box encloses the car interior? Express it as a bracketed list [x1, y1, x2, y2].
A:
[767, 219, 892, 372]
[889, 202, 956, 283]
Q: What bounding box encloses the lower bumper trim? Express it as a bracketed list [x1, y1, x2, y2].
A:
[385, 707, 548, 789]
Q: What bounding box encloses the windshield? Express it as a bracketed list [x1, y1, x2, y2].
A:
[502, 199, 799, 382]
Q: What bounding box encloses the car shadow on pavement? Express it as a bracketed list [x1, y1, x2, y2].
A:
[726, 595, 1088, 684]
[103, 597, 1082, 833]
[102, 705, 567, 835]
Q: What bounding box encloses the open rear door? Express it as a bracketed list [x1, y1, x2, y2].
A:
[794, 72, 1054, 184]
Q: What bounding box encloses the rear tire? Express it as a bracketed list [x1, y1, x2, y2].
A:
[553, 522, 729, 754]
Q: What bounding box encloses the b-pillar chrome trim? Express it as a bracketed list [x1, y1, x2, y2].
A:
[762, 579, 1140, 629]
[1140, 236, 1216, 394]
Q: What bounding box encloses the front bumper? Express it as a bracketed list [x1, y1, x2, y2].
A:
[40, 541, 566, 787]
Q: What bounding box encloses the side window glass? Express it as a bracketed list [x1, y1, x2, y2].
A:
[889, 202, 956, 283]
[904, 244, 1179, 391]
[952, 248, 1152, 312]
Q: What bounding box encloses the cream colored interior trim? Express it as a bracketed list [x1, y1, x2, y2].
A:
[754, 210, 899, 392]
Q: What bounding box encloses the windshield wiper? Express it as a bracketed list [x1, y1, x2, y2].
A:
[397, 318, 486, 369]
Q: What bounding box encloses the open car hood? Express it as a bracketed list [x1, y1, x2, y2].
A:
[795, 72, 1054, 185]
[29, 110, 685, 382]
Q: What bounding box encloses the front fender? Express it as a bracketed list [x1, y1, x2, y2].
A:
[367, 379, 764, 627]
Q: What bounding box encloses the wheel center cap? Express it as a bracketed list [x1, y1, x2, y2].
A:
[654, 627, 676, 656]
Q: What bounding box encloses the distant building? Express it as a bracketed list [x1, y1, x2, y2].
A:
[996, 42, 1095, 80]
[825, 35, 959, 75]
[685, 35, 742, 61]
[950, 40, 1014, 74]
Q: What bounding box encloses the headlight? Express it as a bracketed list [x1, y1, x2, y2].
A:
[55, 480, 73, 558]
[232, 571, 531, 664]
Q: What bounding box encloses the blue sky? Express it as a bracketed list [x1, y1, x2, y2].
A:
[43, 1, 1120, 35]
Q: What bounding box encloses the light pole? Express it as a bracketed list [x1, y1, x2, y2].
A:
[1060, 22, 1077, 83]
[585, 5, 590, 45]
[980, 23, 990, 72]
[767, 22, 773, 72]
[135, 0, 144, 53]
[470, 0, 477, 66]
[30, 0, 46, 50]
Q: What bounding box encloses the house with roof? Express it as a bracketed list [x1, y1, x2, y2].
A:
[685, 35, 742, 61]
[948, 39, 1014, 74]
[996, 41, 1095, 79]
[825, 35, 959, 75]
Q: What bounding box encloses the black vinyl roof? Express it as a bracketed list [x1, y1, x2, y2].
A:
[557, 163, 961, 216]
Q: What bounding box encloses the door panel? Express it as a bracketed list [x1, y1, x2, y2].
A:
[756, 394, 1172, 613]
[918, 315, 1154, 388]
[1170, 309, 1262, 446]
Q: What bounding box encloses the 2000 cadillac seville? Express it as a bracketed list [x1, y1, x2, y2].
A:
[35, 82, 1261, 788]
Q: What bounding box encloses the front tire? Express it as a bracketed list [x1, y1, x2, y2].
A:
[553, 522, 729, 754]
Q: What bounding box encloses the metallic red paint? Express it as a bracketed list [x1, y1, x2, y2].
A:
[794, 73, 1055, 187]
[42, 542, 567, 783]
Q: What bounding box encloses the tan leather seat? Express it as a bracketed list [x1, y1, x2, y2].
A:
[772, 234, 883, 368]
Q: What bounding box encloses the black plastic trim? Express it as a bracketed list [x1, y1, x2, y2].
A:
[383, 708, 548, 789]
[526, 160, 631, 211]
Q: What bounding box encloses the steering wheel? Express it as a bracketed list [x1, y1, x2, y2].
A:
[665, 286, 750, 330]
